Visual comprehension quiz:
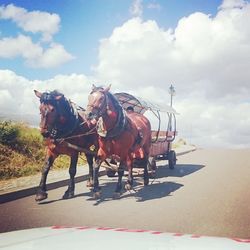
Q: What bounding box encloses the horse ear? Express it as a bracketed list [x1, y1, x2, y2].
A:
[34, 90, 42, 98]
[104, 84, 111, 93]
[92, 84, 96, 91]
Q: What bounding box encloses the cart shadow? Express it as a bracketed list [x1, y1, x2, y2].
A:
[156, 164, 205, 179]
[83, 164, 204, 205]
[126, 181, 183, 202]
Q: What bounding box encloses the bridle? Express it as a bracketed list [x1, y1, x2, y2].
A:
[39, 102, 59, 138]
[39, 93, 79, 139]
[87, 90, 109, 119]
[87, 88, 128, 138]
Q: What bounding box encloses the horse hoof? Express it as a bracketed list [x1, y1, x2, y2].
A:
[35, 192, 48, 202]
[113, 192, 121, 199]
[62, 191, 74, 199]
[125, 183, 132, 191]
[93, 191, 101, 199]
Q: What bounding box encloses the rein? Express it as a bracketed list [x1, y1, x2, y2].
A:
[54, 125, 96, 142]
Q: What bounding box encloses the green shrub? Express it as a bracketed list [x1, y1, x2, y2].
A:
[0, 121, 19, 146]
[15, 123, 44, 158]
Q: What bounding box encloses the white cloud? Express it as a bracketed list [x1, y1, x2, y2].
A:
[0, 4, 60, 42]
[147, 2, 161, 11]
[0, 70, 31, 114]
[0, 35, 74, 68]
[0, 4, 74, 68]
[130, 0, 143, 17]
[0, 35, 42, 59]
[219, 0, 248, 9]
[0, 89, 14, 111]
[27, 42, 75, 68]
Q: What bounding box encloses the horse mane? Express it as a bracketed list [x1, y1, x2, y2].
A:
[91, 86, 128, 138]
[39, 90, 82, 138]
[40, 90, 71, 117]
[40, 90, 62, 103]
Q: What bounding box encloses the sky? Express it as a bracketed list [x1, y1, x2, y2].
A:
[0, 0, 250, 148]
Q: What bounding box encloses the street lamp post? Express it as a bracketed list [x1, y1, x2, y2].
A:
[169, 84, 176, 107]
[168, 84, 176, 133]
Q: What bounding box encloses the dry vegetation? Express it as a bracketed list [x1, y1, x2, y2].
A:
[0, 121, 86, 180]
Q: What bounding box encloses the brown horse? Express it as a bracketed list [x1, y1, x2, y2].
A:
[86, 85, 151, 198]
[34, 90, 98, 202]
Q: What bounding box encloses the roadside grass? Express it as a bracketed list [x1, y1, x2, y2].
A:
[172, 138, 187, 148]
[0, 121, 86, 180]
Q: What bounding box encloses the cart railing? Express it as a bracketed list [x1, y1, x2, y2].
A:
[151, 130, 178, 142]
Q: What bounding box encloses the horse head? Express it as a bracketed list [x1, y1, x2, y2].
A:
[86, 84, 111, 122]
[34, 90, 65, 138]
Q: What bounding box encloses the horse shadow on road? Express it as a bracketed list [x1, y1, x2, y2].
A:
[83, 163, 205, 205]
[38, 164, 204, 205]
[81, 179, 183, 205]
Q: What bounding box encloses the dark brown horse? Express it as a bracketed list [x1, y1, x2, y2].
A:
[86, 85, 151, 198]
[34, 90, 98, 202]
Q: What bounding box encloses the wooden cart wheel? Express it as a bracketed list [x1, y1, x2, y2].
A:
[148, 157, 157, 178]
[168, 150, 176, 169]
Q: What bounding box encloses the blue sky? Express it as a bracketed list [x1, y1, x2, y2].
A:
[1, 0, 250, 148]
[0, 0, 222, 80]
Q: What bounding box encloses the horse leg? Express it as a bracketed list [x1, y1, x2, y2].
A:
[63, 153, 78, 199]
[113, 163, 125, 198]
[86, 153, 94, 188]
[35, 154, 55, 202]
[143, 145, 150, 186]
[143, 157, 149, 186]
[92, 158, 102, 199]
[125, 157, 133, 191]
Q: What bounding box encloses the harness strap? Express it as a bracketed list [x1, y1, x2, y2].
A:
[54, 126, 96, 141]
[61, 141, 97, 155]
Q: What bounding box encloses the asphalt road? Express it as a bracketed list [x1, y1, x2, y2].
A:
[1, 149, 250, 239]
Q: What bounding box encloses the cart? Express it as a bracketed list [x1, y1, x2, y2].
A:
[103, 92, 178, 178]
